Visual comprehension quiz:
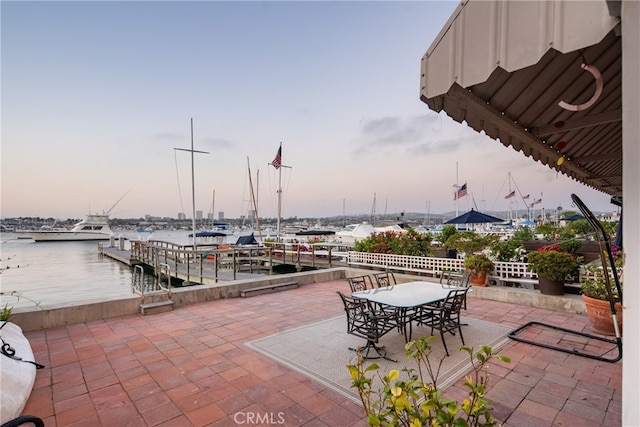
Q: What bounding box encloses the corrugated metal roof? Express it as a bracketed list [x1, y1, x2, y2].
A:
[420, 0, 622, 196]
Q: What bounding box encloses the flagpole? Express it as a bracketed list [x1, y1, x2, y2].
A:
[277, 142, 282, 238]
[455, 162, 459, 216]
[269, 142, 289, 240]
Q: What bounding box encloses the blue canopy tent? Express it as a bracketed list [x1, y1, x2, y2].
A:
[444, 209, 504, 225]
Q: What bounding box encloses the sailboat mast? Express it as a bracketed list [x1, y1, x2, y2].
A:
[277, 157, 282, 238]
[247, 157, 262, 241]
[173, 118, 209, 247]
[190, 119, 196, 244]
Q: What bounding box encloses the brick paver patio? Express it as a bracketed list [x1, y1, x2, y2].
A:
[20, 280, 621, 426]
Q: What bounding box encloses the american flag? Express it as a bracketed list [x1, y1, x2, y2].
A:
[534, 198, 542, 205]
[523, 194, 530, 199]
[454, 183, 467, 200]
[272, 146, 282, 170]
[505, 190, 516, 199]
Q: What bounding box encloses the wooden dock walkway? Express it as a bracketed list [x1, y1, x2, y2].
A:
[98, 240, 350, 286]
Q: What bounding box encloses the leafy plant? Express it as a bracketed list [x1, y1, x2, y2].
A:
[437, 225, 458, 246]
[526, 245, 583, 282]
[581, 264, 622, 301]
[0, 304, 13, 322]
[464, 254, 495, 273]
[354, 228, 433, 257]
[348, 336, 510, 426]
[490, 239, 524, 262]
[512, 227, 534, 241]
[581, 249, 623, 302]
[443, 232, 500, 256]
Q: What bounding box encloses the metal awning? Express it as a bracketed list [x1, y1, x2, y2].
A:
[420, 0, 622, 196]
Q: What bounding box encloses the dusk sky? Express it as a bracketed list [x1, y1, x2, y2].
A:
[1, 1, 616, 221]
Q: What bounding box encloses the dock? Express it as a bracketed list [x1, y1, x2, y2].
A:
[98, 239, 350, 286]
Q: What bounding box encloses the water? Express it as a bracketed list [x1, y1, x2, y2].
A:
[0, 230, 200, 310]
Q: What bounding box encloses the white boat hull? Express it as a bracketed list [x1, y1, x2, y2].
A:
[21, 231, 112, 242]
[19, 213, 113, 242]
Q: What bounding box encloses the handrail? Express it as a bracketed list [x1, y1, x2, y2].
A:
[157, 263, 173, 298]
[129, 239, 273, 285]
[132, 265, 146, 296]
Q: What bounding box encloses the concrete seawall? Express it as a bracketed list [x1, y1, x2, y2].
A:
[8, 267, 586, 332]
[10, 268, 347, 332]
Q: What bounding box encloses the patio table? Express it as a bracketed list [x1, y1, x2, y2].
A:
[352, 281, 468, 341]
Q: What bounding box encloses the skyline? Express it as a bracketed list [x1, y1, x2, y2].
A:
[1, 1, 617, 221]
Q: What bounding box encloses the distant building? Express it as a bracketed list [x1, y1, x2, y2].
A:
[196, 211, 203, 220]
[218, 211, 224, 220]
[178, 213, 186, 220]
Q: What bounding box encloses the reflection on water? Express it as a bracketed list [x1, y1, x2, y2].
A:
[0, 232, 171, 309]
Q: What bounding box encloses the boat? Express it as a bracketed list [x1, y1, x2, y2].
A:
[16, 192, 127, 242]
[334, 222, 376, 244]
[19, 214, 114, 242]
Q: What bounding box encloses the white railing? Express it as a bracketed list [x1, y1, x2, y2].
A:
[347, 252, 464, 276]
[347, 252, 539, 286]
[491, 261, 538, 287]
[347, 251, 622, 288]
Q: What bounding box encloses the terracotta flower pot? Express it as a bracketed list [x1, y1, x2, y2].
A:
[468, 270, 488, 287]
[582, 294, 623, 336]
[537, 276, 564, 295]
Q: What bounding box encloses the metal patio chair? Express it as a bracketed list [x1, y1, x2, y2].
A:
[415, 288, 469, 356]
[337, 291, 398, 361]
[372, 271, 397, 288]
[347, 275, 374, 293]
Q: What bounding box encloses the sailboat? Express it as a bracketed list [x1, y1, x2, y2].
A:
[174, 118, 209, 246]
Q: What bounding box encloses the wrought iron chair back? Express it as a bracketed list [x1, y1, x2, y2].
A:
[373, 271, 397, 288]
[347, 275, 373, 293]
[337, 291, 398, 361]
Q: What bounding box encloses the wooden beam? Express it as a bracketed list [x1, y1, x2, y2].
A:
[572, 152, 621, 163]
[533, 109, 622, 137]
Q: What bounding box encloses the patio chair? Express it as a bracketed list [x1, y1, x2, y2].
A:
[373, 271, 397, 288]
[442, 271, 471, 288]
[416, 288, 469, 356]
[441, 271, 471, 309]
[347, 275, 374, 293]
[337, 291, 398, 361]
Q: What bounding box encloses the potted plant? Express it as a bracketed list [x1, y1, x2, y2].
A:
[464, 254, 495, 286]
[526, 245, 583, 295]
[580, 252, 623, 335]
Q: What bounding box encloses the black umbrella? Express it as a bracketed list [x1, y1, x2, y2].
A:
[444, 209, 504, 225]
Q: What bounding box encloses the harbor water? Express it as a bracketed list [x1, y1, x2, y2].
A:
[0, 231, 204, 310]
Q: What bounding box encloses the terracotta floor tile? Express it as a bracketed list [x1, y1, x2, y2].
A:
[97, 403, 145, 426]
[140, 401, 183, 426]
[55, 402, 98, 426]
[17, 280, 621, 426]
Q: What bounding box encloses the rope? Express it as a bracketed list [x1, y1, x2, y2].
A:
[0, 321, 45, 369]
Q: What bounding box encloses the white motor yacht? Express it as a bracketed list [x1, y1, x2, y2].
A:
[334, 222, 376, 244]
[19, 214, 114, 242]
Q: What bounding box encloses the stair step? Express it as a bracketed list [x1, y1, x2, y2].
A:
[140, 300, 174, 315]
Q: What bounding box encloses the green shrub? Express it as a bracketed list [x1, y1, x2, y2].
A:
[348, 336, 510, 426]
[526, 246, 583, 282]
[444, 232, 500, 255]
[354, 228, 433, 257]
